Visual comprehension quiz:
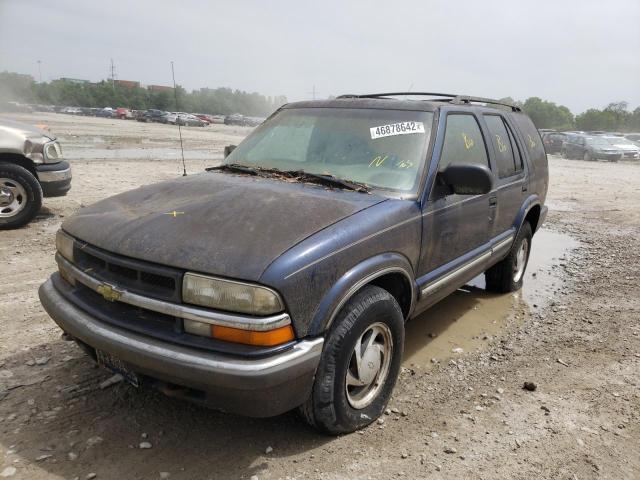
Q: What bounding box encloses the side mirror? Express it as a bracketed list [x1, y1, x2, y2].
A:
[438, 164, 493, 195]
[224, 145, 237, 158]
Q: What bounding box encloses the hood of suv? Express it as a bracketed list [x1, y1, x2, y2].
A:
[62, 171, 386, 280]
[0, 118, 54, 141]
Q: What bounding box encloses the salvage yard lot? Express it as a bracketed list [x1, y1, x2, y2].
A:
[1, 113, 639, 479]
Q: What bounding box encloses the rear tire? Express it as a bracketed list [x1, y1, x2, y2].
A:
[485, 222, 532, 293]
[0, 163, 43, 230]
[583, 151, 593, 162]
[300, 285, 404, 435]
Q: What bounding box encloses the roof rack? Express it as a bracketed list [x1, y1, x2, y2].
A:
[336, 92, 521, 112]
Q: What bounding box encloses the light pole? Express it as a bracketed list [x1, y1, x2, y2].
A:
[37, 60, 42, 83]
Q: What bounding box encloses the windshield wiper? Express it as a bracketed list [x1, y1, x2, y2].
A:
[208, 164, 370, 193]
[282, 170, 371, 193]
[206, 163, 258, 175]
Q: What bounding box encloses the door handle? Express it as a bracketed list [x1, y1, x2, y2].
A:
[522, 184, 528, 192]
[489, 196, 497, 207]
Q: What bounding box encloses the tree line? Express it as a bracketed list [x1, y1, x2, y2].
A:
[0, 71, 287, 117]
[2, 70, 639, 131]
[499, 97, 640, 132]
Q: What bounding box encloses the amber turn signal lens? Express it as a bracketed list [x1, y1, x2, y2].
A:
[210, 324, 295, 347]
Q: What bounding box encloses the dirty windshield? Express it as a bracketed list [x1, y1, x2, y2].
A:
[224, 108, 434, 193]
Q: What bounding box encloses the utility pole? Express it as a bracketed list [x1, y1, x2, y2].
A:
[307, 85, 318, 100]
[37, 60, 42, 83]
[110, 58, 116, 92]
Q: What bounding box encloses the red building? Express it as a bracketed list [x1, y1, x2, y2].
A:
[147, 84, 172, 92]
[114, 79, 140, 89]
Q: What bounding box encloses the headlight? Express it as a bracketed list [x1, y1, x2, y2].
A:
[56, 230, 74, 263]
[44, 141, 63, 162]
[182, 273, 284, 315]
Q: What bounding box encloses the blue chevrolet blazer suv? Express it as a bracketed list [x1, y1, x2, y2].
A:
[40, 92, 548, 434]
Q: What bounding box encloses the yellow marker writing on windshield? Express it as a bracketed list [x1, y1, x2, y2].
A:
[369, 155, 388, 167]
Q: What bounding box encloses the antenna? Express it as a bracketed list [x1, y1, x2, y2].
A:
[171, 61, 187, 177]
[110, 58, 116, 92]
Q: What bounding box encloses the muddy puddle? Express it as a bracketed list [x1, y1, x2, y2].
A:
[403, 229, 580, 367]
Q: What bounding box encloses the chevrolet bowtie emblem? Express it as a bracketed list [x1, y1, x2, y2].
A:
[97, 283, 122, 302]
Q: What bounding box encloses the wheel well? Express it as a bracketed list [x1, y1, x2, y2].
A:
[0, 153, 37, 177]
[524, 204, 541, 234]
[369, 272, 412, 319]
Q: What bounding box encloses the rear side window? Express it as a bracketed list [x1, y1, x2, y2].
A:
[510, 113, 545, 161]
[438, 114, 489, 172]
[484, 115, 520, 178]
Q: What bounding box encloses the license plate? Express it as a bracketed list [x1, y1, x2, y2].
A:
[96, 349, 139, 387]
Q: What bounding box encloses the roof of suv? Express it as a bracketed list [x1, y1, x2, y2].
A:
[283, 93, 522, 113]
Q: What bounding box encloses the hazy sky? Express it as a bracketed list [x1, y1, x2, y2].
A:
[1, 0, 639, 113]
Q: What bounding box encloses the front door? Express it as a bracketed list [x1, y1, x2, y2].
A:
[418, 112, 495, 278]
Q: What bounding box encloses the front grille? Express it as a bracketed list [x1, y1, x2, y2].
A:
[73, 242, 181, 302]
[55, 276, 289, 357]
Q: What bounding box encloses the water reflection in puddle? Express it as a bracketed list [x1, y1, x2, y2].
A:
[403, 229, 580, 367]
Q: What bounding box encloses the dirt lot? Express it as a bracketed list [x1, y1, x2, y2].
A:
[1, 113, 639, 480]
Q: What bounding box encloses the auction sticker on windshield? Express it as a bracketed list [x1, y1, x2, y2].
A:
[370, 121, 425, 139]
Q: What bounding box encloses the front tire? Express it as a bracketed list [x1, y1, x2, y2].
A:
[0, 163, 43, 230]
[300, 285, 404, 435]
[583, 151, 593, 162]
[485, 222, 532, 293]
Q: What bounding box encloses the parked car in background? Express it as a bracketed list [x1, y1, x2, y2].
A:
[116, 108, 133, 120]
[176, 114, 207, 127]
[542, 132, 566, 154]
[624, 133, 640, 148]
[208, 115, 226, 124]
[0, 119, 71, 229]
[61, 107, 82, 115]
[602, 136, 640, 160]
[96, 108, 115, 118]
[224, 113, 246, 126]
[136, 109, 166, 122]
[40, 93, 548, 433]
[193, 114, 213, 124]
[562, 134, 622, 162]
[245, 116, 266, 127]
[159, 112, 178, 124]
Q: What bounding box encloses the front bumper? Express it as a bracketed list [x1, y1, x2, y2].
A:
[594, 152, 621, 161]
[36, 161, 72, 197]
[39, 277, 323, 417]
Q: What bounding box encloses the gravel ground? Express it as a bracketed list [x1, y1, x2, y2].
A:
[0, 113, 638, 480]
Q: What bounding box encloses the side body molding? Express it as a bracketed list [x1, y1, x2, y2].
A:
[306, 252, 416, 336]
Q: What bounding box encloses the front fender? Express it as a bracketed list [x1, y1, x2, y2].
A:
[307, 252, 415, 336]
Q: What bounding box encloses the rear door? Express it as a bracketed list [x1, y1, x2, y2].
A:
[482, 114, 527, 237]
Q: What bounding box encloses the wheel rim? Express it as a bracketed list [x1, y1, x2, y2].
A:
[0, 178, 28, 218]
[513, 238, 529, 283]
[345, 322, 393, 410]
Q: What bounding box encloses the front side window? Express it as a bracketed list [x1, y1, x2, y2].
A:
[225, 108, 434, 194]
[438, 114, 489, 172]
